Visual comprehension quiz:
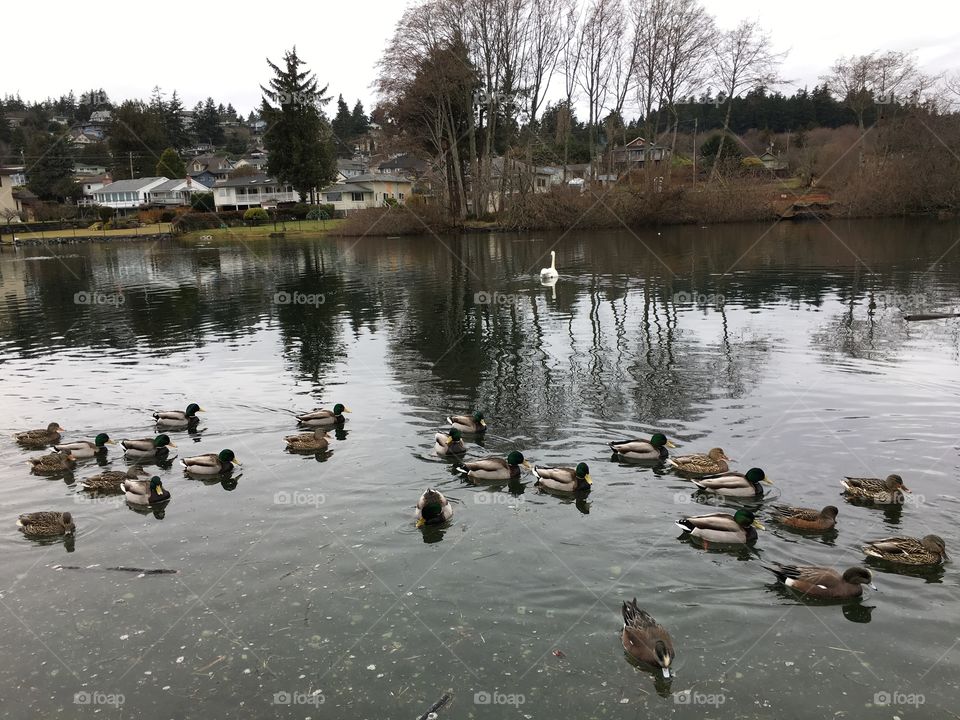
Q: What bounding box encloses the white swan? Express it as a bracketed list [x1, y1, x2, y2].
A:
[540, 250, 558, 280]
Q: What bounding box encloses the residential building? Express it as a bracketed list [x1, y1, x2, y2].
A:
[0, 166, 27, 187]
[319, 173, 413, 213]
[234, 156, 270, 172]
[0, 167, 24, 221]
[148, 178, 212, 206]
[74, 163, 108, 177]
[610, 137, 670, 169]
[758, 149, 788, 172]
[91, 177, 168, 211]
[212, 174, 299, 210]
[78, 174, 112, 201]
[376, 154, 428, 180]
[187, 154, 234, 187]
[89, 109, 112, 124]
[336, 158, 367, 182]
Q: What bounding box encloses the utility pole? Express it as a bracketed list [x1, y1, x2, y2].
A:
[129, 151, 134, 179]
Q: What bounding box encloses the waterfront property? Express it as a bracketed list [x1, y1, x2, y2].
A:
[212, 173, 299, 210]
[0, 168, 24, 221]
[147, 177, 212, 206]
[90, 177, 169, 210]
[320, 173, 413, 213]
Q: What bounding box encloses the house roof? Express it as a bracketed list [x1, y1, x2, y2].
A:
[213, 173, 284, 188]
[13, 188, 38, 200]
[377, 154, 427, 171]
[95, 177, 167, 193]
[79, 174, 111, 184]
[321, 183, 374, 194]
[348, 173, 411, 183]
[187, 155, 233, 171]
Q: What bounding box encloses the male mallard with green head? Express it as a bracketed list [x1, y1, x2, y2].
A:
[434, 428, 467, 456]
[296, 404, 351, 427]
[81, 466, 149, 493]
[285, 428, 330, 452]
[121, 434, 176, 459]
[676, 509, 763, 545]
[862, 534, 948, 566]
[621, 598, 674, 678]
[124, 476, 171, 506]
[181, 449, 240, 475]
[17, 511, 75, 537]
[446, 410, 486, 434]
[769, 505, 838, 532]
[841, 474, 910, 504]
[666, 448, 731, 476]
[533, 462, 593, 492]
[28, 450, 76, 474]
[154, 403, 204, 429]
[55, 433, 115, 459]
[455, 451, 529, 481]
[416, 488, 453, 527]
[15, 422, 65, 448]
[764, 563, 876, 599]
[691, 467, 772, 497]
[609, 433, 676, 461]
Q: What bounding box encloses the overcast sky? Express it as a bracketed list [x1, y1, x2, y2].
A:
[5, 0, 959, 117]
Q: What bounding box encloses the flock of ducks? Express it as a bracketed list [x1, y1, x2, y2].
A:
[417, 412, 949, 679]
[13, 404, 950, 681]
[11, 403, 352, 537]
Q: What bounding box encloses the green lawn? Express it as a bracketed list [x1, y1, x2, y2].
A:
[4, 223, 173, 242]
[180, 218, 344, 241]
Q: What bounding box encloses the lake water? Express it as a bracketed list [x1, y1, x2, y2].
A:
[1, 219, 959, 718]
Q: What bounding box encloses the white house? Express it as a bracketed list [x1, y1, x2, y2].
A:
[89, 110, 112, 124]
[320, 173, 413, 213]
[91, 177, 168, 210]
[212, 174, 299, 210]
[74, 163, 107, 177]
[233, 156, 270, 172]
[148, 178, 212, 206]
[78, 174, 112, 203]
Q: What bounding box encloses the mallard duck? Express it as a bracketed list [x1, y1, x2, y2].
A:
[608, 433, 676, 461]
[28, 450, 76, 474]
[434, 428, 466, 456]
[180, 449, 240, 475]
[691, 467, 771, 497]
[863, 535, 948, 566]
[446, 411, 486, 434]
[676, 509, 763, 545]
[121, 434, 176, 459]
[621, 598, 674, 678]
[124, 475, 171, 505]
[455, 451, 529, 481]
[81, 466, 149, 493]
[841, 474, 910, 504]
[763, 563, 876, 599]
[296, 403, 350, 427]
[416, 488, 453, 527]
[54, 433, 115, 458]
[285, 428, 330, 452]
[17, 511, 75, 537]
[533, 462, 592, 492]
[153, 403, 204, 428]
[15, 422, 65, 448]
[666, 448, 731, 476]
[770, 505, 838, 532]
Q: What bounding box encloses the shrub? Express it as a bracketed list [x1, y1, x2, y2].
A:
[97, 206, 115, 223]
[244, 207, 269, 225]
[190, 192, 216, 212]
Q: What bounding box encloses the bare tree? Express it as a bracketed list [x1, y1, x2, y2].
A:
[658, 0, 716, 131]
[710, 19, 784, 179]
[522, 0, 566, 127]
[560, 3, 584, 178]
[578, 0, 625, 177]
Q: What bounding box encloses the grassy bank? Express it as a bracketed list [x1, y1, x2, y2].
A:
[180, 218, 344, 241]
[4, 223, 173, 242]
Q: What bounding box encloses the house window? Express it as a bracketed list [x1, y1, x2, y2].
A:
[351, 192, 365, 202]
[326, 192, 342, 202]
[399, 192, 404, 200]
[537, 178, 546, 188]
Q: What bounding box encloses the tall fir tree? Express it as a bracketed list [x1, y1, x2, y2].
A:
[350, 100, 368, 138]
[260, 47, 336, 201]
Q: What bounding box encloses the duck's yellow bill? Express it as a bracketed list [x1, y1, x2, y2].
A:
[480, 419, 486, 427]
[752, 520, 765, 530]
[106, 439, 117, 445]
[232, 459, 242, 466]
[666, 441, 677, 448]
[762, 477, 774, 484]
[344, 407, 353, 413]
[584, 474, 593, 484]
[416, 518, 426, 528]
[168, 442, 177, 448]
[198, 407, 207, 412]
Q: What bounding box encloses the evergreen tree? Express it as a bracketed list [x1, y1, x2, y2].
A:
[350, 99, 368, 137]
[165, 91, 189, 149]
[156, 147, 186, 177]
[331, 94, 352, 153]
[194, 98, 225, 146]
[260, 47, 336, 201]
[27, 132, 79, 200]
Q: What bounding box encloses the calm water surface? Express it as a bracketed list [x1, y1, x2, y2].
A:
[1, 220, 959, 718]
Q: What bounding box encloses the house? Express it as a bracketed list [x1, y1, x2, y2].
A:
[3, 111, 27, 128]
[0, 168, 24, 221]
[74, 163, 107, 178]
[610, 137, 670, 169]
[0, 166, 27, 187]
[89, 109, 112, 124]
[319, 173, 413, 213]
[234, 156, 270, 172]
[78, 174, 112, 202]
[212, 174, 299, 210]
[484, 157, 564, 211]
[12, 188, 40, 220]
[758, 148, 788, 172]
[375, 154, 428, 180]
[336, 158, 367, 182]
[148, 177, 212, 206]
[187, 154, 234, 187]
[91, 177, 169, 211]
